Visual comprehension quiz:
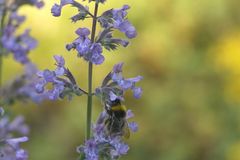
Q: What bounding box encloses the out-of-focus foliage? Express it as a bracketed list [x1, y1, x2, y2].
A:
[3, 0, 240, 160]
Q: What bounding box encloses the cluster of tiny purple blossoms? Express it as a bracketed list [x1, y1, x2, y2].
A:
[0, 109, 29, 160]
[0, 0, 44, 160]
[77, 110, 138, 160]
[48, 0, 142, 104]
[51, 0, 136, 65]
[35, 55, 84, 100]
[0, 0, 46, 104]
[38, 0, 141, 100]
[0, 0, 47, 104]
[1, 0, 43, 64]
[77, 62, 141, 159]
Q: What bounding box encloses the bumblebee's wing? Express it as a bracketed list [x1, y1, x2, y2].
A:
[123, 121, 130, 139]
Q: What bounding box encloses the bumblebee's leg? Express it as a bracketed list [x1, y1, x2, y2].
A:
[113, 115, 124, 136]
[109, 117, 115, 135]
[104, 117, 112, 135]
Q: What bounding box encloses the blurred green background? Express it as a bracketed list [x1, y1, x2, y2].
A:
[3, 0, 240, 159]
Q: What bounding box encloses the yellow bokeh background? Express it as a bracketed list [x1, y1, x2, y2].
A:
[2, 0, 240, 159]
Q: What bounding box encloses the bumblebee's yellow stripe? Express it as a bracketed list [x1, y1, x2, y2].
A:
[111, 105, 127, 111]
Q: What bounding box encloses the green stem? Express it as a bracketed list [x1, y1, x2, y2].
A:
[86, 2, 99, 140]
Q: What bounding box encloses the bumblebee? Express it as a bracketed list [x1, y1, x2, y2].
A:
[104, 99, 130, 138]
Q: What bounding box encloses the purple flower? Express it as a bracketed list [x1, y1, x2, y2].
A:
[34, 1, 44, 9]
[35, 56, 83, 100]
[0, 62, 48, 103]
[54, 55, 66, 76]
[67, 28, 91, 54]
[77, 110, 136, 159]
[54, 55, 65, 66]
[2, 137, 29, 160]
[117, 76, 142, 90]
[66, 43, 74, 51]
[76, 41, 91, 56]
[42, 70, 56, 82]
[16, 149, 28, 160]
[133, 87, 142, 99]
[51, 0, 74, 17]
[67, 28, 105, 65]
[112, 63, 143, 92]
[0, 0, 43, 65]
[99, 5, 137, 39]
[84, 140, 99, 160]
[6, 137, 29, 148]
[96, 63, 143, 102]
[48, 84, 65, 100]
[18, 80, 48, 103]
[128, 122, 138, 132]
[10, 12, 26, 24]
[51, 4, 61, 17]
[0, 115, 29, 138]
[113, 62, 124, 73]
[118, 20, 137, 39]
[35, 79, 46, 93]
[110, 138, 129, 158]
[126, 110, 134, 119]
[51, 0, 89, 22]
[76, 28, 90, 37]
[89, 43, 105, 65]
[1, 13, 37, 64]
[0, 113, 29, 160]
[36, 71, 64, 100]
[8, 116, 29, 135]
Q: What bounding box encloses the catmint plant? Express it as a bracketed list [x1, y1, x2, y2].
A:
[0, 1, 44, 159]
[0, 108, 29, 160]
[0, 0, 43, 65]
[34, 0, 143, 159]
[0, 0, 44, 102]
[0, 62, 47, 105]
[1, 0, 142, 159]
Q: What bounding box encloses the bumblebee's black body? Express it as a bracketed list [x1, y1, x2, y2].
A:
[105, 99, 129, 137]
[106, 99, 126, 118]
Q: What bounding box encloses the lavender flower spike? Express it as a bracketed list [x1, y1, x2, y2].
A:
[35, 55, 84, 100]
[0, 111, 29, 160]
[67, 28, 105, 65]
[77, 110, 136, 159]
[0, 0, 44, 65]
[98, 5, 137, 39]
[96, 63, 143, 103]
[48, 0, 142, 159]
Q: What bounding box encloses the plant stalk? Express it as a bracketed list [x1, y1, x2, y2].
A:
[86, 2, 99, 140]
